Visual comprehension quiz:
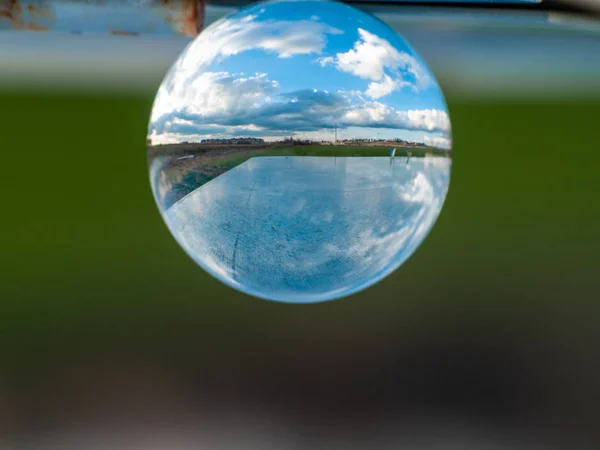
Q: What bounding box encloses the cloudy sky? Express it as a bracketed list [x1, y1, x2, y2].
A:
[149, 0, 452, 149]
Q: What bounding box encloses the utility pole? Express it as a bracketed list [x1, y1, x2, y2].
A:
[334, 122, 338, 144]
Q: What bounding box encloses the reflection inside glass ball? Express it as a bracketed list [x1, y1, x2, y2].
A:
[148, 0, 452, 303]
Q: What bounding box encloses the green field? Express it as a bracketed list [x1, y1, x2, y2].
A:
[1, 89, 599, 329]
[150, 143, 446, 159]
[3, 91, 600, 340]
[197, 144, 445, 176]
[219, 144, 444, 159]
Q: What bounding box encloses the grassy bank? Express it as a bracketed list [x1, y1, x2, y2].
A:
[150, 144, 448, 209]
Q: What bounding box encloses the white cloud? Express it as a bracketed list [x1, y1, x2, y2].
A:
[423, 135, 452, 149]
[343, 102, 450, 133]
[187, 72, 277, 117]
[365, 74, 407, 100]
[151, 71, 279, 138]
[396, 109, 451, 133]
[174, 13, 343, 71]
[150, 70, 450, 145]
[400, 172, 434, 204]
[318, 28, 431, 98]
[150, 12, 343, 137]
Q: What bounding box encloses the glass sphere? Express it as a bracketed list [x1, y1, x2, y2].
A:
[148, 0, 452, 303]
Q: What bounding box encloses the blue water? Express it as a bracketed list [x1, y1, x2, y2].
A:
[164, 156, 450, 303]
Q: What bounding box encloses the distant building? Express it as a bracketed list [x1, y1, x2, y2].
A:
[200, 137, 265, 145]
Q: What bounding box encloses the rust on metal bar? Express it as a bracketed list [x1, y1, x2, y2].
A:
[0, 0, 205, 36]
[0, 0, 51, 31]
[161, 0, 205, 36]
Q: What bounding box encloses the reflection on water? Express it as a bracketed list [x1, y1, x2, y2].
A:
[164, 156, 450, 303]
[149, 144, 448, 211]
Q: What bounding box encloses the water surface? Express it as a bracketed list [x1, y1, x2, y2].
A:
[165, 156, 450, 303]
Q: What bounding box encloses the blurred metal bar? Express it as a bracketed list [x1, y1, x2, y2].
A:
[0, 0, 205, 36]
[565, 0, 600, 14]
[1, 2, 600, 97]
[1, 0, 597, 37]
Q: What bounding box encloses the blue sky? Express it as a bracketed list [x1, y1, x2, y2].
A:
[149, 0, 452, 148]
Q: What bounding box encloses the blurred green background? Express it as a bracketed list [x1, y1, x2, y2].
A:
[3, 90, 599, 335]
[2, 88, 599, 440]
